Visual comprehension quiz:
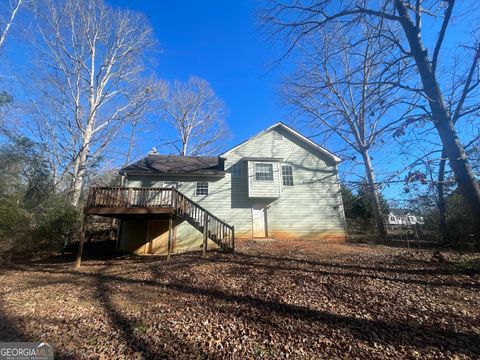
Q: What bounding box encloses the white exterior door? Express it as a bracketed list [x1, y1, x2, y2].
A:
[252, 204, 267, 238]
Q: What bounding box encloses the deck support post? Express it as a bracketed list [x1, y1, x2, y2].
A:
[115, 219, 122, 250]
[75, 214, 88, 269]
[146, 221, 152, 254]
[173, 221, 177, 253]
[203, 214, 208, 257]
[167, 213, 173, 261]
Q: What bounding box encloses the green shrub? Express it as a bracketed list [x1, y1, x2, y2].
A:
[0, 195, 81, 259]
[0, 200, 33, 258]
[34, 202, 81, 252]
[0, 134, 82, 259]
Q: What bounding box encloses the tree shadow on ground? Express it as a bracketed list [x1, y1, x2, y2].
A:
[91, 263, 231, 359]
[34, 263, 480, 358]
[0, 302, 74, 358]
[92, 266, 167, 358]
[207, 253, 480, 290]
[0, 304, 27, 342]
[3, 247, 480, 358]
[232, 251, 477, 277]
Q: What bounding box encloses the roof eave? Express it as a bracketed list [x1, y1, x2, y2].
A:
[220, 122, 341, 163]
[119, 171, 226, 178]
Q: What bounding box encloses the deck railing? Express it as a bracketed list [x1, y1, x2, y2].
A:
[86, 187, 175, 208]
[173, 189, 235, 252]
[86, 187, 234, 251]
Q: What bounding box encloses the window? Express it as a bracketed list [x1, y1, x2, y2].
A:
[255, 163, 274, 181]
[231, 162, 242, 177]
[195, 182, 209, 196]
[274, 132, 283, 140]
[282, 165, 294, 186]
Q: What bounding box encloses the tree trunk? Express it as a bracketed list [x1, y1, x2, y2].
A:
[0, 0, 23, 51]
[71, 149, 88, 207]
[361, 149, 387, 241]
[395, 0, 480, 232]
[437, 150, 449, 243]
[181, 132, 189, 156]
[71, 126, 93, 207]
[71, 39, 97, 208]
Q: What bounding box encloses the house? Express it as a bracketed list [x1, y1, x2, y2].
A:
[81, 122, 346, 258]
[385, 208, 425, 226]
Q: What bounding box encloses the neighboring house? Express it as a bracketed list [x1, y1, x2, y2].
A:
[83, 122, 346, 256]
[385, 208, 425, 226]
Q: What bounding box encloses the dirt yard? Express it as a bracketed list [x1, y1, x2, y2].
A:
[0, 240, 479, 359]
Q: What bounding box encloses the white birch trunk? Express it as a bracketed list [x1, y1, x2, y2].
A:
[0, 0, 23, 51]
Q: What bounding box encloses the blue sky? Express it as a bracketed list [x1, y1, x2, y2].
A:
[106, 0, 411, 200]
[110, 0, 290, 150]
[107, 0, 478, 205]
[1, 0, 477, 203]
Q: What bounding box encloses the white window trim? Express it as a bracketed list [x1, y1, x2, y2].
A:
[254, 162, 274, 182]
[281, 164, 294, 187]
[195, 181, 209, 196]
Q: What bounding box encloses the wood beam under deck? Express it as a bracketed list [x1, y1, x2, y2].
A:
[84, 206, 175, 219]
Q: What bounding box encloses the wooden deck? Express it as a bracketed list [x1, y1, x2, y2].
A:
[85, 187, 177, 218]
[82, 186, 235, 252]
[85, 206, 175, 216]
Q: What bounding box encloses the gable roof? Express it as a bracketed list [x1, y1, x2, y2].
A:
[220, 122, 341, 163]
[119, 155, 225, 176]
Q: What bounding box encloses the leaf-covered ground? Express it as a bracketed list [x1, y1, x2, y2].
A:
[0, 240, 479, 359]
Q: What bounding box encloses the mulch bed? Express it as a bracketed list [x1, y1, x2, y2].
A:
[0, 240, 479, 359]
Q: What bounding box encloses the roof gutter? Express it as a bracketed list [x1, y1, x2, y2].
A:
[118, 171, 226, 178]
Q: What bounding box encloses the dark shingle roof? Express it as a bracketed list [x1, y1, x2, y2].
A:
[120, 155, 225, 176]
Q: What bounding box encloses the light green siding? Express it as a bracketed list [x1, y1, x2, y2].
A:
[121, 126, 346, 253]
[223, 127, 346, 241]
[248, 161, 281, 198]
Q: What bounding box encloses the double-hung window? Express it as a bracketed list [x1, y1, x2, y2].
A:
[195, 182, 209, 196]
[255, 163, 274, 181]
[282, 165, 294, 186]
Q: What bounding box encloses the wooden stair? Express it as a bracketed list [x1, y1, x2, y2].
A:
[172, 188, 235, 252]
[84, 187, 235, 252]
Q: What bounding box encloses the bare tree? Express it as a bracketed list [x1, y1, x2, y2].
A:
[283, 23, 413, 239]
[263, 0, 480, 232]
[437, 43, 480, 241]
[157, 76, 228, 156]
[0, 0, 24, 52]
[30, 0, 157, 206]
[394, 28, 480, 242]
